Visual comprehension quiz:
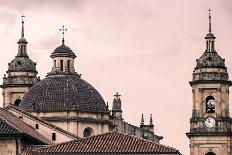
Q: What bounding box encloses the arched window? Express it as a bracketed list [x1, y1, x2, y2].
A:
[205, 152, 216, 155]
[67, 60, 70, 72]
[83, 127, 93, 137]
[60, 60, 63, 71]
[206, 96, 215, 113]
[14, 99, 21, 107]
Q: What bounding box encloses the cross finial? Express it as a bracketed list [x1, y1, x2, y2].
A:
[59, 25, 68, 45]
[208, 8, 212, 33]
[114, 92, 121, 100]
[21, 14, 25, 22]
[21, 14, 25, 38]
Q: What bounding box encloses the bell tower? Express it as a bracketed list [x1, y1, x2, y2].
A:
[186, 9, 232, 155]
[1, 15, 39, 107]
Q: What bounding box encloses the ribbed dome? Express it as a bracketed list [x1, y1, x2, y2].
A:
[19, 75, 108, 113]
[196, 52, 225, 69]
[51, 44, 76, 58]
[8, 56, 37, 72]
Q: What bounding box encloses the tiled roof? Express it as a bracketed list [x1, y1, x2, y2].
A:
[35, 131, 181, 154]
[21, 145, 45, 155]
[6, 105, 79, 139]
[0, 108, 51, 144]
[51, 44, 76, 58]
[19, 75, 108, 113]
[0, 119, 21, 135]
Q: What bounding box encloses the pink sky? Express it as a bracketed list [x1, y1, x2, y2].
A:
[1, 0, 232, 154]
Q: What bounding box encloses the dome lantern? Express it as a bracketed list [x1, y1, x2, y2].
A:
[47, 25, 77, 76]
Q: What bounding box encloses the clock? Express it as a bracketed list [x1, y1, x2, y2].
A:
[204, 116, 216, 128]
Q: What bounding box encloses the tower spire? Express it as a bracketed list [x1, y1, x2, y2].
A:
[208, 8, 212, 33]
[21, 14, 25, 38]
[205, 8, 216, 53]
[17, 14, 28, 57]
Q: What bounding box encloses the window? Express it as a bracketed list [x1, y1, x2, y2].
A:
[83, 128, 93, 137]
[35, 124, 39, 129]
[60, 60, 63, 71]
[206, 96, 215, 113]
[67, 60, 70, 72]
[52, 133, 56, 141]
[14, 99, 21, 107]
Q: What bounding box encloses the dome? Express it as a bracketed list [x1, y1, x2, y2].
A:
[19, 75, 108, 113]
[17, 37, 27, 43]
[205, 32, 215, 38]
[51, 44, 76, 58]
[8, 56, 37, 72]
[196, 52, 225, 69]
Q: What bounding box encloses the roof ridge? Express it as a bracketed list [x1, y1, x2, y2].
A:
[35, 131, 180, 154]
[34, 131, 117, 152]
[6, 105, 79, 139]
[0, 108, 25, 132]
[0, 107, 51, 144]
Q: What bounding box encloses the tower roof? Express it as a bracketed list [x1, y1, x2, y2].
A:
[195, 9, 226, 69]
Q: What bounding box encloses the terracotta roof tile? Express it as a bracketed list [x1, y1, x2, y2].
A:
[21, 145, 46, 155]
[19, 76, 109, 113]
[35, 131, 181, 154]
[0, 108, 51, 144]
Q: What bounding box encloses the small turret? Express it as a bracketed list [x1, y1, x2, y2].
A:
[140, 114, 144, 126]
[140, 114, 154, 133]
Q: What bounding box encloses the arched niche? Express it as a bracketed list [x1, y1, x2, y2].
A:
[14, 99, 21, 107]
[205, 152, 216, 155]
[83, 127, 94, 138]
[206, 96, 215, 113]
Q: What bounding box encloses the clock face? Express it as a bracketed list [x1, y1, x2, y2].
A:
[205, 117, 216, 128]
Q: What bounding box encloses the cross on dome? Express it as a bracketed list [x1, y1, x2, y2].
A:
[21, 14, 25, 38]
[208, 8, 212, 33]
[59, 25, 68, 45]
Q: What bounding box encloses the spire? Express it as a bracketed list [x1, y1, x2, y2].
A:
[21, 14, 25, 38]
[205, 8, 216, 53]
[140, 114, 144, 126]
[208, 8, 212, 33]
[17, 14, 28, 57]
[59, 25, 68, 45]
[150, 114, 153, 125]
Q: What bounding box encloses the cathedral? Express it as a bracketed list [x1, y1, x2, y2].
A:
[0, 15, 181, 155]
[186, 10, 232, 155]
[2, 9, 230, 155]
